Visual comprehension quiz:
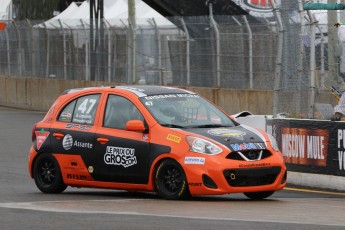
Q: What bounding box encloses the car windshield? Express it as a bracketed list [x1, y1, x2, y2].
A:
[140, 93, 236, 128]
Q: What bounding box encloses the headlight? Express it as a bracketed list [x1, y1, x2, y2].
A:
[267, 133, 280, 152]
[186, 136, 223, 155]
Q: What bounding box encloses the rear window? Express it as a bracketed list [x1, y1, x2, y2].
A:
[58, 94, 100, 125]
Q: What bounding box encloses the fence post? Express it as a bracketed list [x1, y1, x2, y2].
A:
[308, 20, 316, 118]
[42, 23, 50, 78]
[58, 19, 67, 80]
[128, 0, 136, 84]
[270, 0, 284, 117]
[180, 18, 190, 86]
[5, 22, 10, 75]
[209, 3, 221, 87]
[303, 2, 318, 118]
[104, 19, 112, 82]
[81, 19, 90, 81]
[152, 18, 162, 85]
[243, 16, 253, 89]
[12, 21, 22, 76]
[26, 19, 36, 77]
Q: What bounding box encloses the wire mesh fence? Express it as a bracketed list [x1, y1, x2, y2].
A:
[0, 0, 344, 118]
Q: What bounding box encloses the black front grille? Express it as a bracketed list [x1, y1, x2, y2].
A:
[223, 167, 281, 187]
[226, 150, 272, 161]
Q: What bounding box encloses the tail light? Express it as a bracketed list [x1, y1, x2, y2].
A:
[31, 124, 37, 142]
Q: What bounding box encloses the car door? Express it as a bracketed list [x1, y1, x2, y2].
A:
[50, 93, 102, 178]
[87, 93, 153, 184]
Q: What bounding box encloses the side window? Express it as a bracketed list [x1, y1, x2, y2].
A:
[58, 100, 76, 122]
[104, 95, 144, 130]
[58, 94, 100, 125]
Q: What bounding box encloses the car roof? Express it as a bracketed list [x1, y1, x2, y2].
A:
[62, 85, 195, 98]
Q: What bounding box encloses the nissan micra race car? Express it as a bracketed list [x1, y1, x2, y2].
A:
[28, 85, 287, 200]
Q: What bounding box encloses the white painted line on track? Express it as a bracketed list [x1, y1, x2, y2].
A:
[0, 198, 345, 227]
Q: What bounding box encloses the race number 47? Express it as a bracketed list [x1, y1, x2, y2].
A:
[78, 99, 97, 114]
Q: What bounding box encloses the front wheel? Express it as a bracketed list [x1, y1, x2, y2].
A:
[33, 153, 67, 194]
[154, 159, 189, 200]
[243, 191, 275, 200]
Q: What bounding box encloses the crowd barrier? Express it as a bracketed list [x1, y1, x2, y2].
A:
[238, 115, 345, 191]
[0, 76, 273, 114]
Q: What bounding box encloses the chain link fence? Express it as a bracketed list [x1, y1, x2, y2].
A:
[0, 0, 344, 118]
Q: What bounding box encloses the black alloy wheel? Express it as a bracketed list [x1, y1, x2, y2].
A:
[155, 159, 189, 200]
[33, 153, 67, 194]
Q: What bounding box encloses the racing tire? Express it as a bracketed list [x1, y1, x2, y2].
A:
[243, 191, 275, 200]
[33, 153, 67, 194]
[154, 159, 190, 200]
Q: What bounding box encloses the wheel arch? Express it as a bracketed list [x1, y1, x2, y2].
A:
[149, 155, 186, 192]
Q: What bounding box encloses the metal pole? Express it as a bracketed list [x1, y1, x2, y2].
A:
[80, 19, 89, 80]
[243, 16, 253, 89]
[58, 19, 67, 80]
[327, 0, 340, 87]
[180, 18, 190, 86]
[209, 3, 221, 87]
[309, 21, 316, 118]
[42, 23, 50, 78]
[270, 0, 284, 117]
[90, 0, 95, 80]
[297, 0, 306, 114]
[128, 0, 136, 84]
[5, 23, 10, 75]
[105, 20, 112, 82]
[304, 1, 318, 118]
[12, 21, 22, 76]
[26, 19, 35, 77]
[152, 19, 162, 85]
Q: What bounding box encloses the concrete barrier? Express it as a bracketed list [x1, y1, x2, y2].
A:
[0, 76, 274, 114]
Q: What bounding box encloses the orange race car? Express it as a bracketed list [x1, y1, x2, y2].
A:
[28, 85, 287, 200]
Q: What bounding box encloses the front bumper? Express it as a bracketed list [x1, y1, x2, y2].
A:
[181, 152, 287, 195]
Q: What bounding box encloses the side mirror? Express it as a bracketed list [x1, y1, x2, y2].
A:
[125, 120, 146, 132]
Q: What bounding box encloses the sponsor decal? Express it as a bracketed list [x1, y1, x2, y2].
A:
[66, 174, 87, 180]
[144, 94, 199, 100]
[167, 134, 181, 143]
[337, 129, 345, 171]
[143, 134, 149, 141]
[235, 0, 281, 18]
[73, 113, 92, 124]
[62, 134, 73, 150]
[35, 130, 50, 150]
[62, 134, 93, 150]
[208, 128, 246, 140]
[63, 160, 84, 171]
[281, 128, 328, 166]
[61, 112, 72, 118]
[239, 162, 271, 168]
[65, 123, 92, 131]
[188, 182, 202, 186]
[230, 142, 265, 151]
[104, 146, 137, 168]
[184, 157, 205, 165]
[88, 166, 94, 173]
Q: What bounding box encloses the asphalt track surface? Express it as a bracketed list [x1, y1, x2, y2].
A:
[1, 106, 345, 230]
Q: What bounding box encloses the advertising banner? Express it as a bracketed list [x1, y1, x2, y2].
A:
[267, 119, 345, 177]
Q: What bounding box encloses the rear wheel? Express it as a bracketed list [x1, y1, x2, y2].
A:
[243, 191, 274, 200]
[154, 159, 189, 200]
[33, 153, 67, 194]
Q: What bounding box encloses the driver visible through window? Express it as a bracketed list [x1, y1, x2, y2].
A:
[104, 95, 144, 130]
[140, 94, 236, 128]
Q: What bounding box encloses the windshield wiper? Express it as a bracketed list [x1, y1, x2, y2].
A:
[189, 124, 233, 128]
[160, 124, 185, 128]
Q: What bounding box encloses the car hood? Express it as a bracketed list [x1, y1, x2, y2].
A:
[182, 125, 267, 151]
